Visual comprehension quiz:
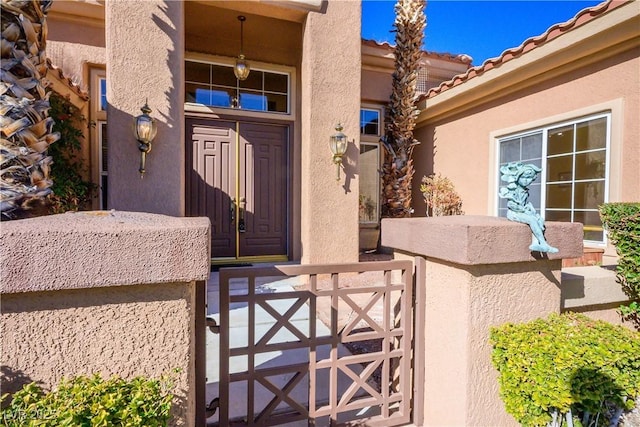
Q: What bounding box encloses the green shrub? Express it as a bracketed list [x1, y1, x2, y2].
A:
[0, 373, 175, 426]
[599, 202, 640, 327]
[490, 313, 640, 427]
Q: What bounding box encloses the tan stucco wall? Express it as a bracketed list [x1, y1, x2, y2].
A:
[1, 282, 194, 426]
[381, 216, 583, 426]
[300, 1, 361, 264]
[422, 259, 562, 426]
[105, 0, 185, 216]
[414, 47, 640, 218]
[361, 68, 392, 104]
[0, 211, 210, 426]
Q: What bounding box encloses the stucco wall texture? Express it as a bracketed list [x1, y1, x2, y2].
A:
[1, 282, 194, 426]
[382, 216, 581, 426]
[106, 0, 185, 216]
[300, 0, 361, 264]
[1, 211, 210, 426]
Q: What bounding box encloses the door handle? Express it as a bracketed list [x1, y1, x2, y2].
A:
[238, 197, 246, 233]
[230, 198, 236, 224]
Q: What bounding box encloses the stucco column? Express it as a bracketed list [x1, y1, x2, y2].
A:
[105, 1, 185, 215]
[300, 2, 361, 264]
[382, 216, 583, 426]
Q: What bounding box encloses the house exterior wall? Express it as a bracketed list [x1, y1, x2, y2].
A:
[0, 211, 210, 426]
[300, 1, 361, 264]
[414, 48, 639, 218]
[46, 1, 362, 264]
[362, 69, 393, 103]
[413, 2, 640, 247]
[105, 0, 185, 216]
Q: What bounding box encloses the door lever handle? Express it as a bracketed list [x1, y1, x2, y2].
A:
[238, 197, 246, 233]
[230, 198, 236, 224]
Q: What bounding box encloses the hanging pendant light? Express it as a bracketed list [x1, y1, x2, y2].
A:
[234, 16, 250, 81]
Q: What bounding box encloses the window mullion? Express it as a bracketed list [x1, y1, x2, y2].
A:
[541, 128, 548, 219]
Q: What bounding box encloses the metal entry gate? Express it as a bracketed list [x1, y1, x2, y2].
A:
[208, 260, 424, 426]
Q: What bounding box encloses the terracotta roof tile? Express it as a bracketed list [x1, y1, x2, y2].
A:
[45, 58, 90, 101]
[421, 0, 623, 102]
[362, 38, 473, 65]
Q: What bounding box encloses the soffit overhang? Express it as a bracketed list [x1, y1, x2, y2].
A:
[48, 0, 105, 27]
[417, 1, 640, 124]
[194, 0, 322, 23]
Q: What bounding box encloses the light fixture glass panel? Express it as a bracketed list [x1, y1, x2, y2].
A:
[575, 151, 605, 180]
[576, 117, 606, 151]
[547, 125, 574, 155]
[546, 155, 573, 182]
[574, 181, 604, 209]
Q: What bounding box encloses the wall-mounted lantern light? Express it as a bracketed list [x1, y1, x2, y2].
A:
[329, 123, 348, 181]
[233, 16, 250, 81]
[133, 100, 157, 177]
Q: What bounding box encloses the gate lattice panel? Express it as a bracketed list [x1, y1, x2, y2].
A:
[213, 260, 418, 426]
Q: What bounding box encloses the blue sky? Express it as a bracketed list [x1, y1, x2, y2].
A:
[362, 1, 604, 66]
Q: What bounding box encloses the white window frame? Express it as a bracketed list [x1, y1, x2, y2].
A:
[184, 53, 295, 120]
[494, 112, 611, 246]
[360, 107, 383, 138]
[90, 67, 107, 210]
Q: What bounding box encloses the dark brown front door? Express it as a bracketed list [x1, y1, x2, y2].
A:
[187, 118, 288, 259]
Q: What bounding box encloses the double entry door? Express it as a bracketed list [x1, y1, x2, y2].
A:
[186, 118, 289, 260]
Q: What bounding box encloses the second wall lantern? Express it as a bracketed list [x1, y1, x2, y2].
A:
[329, 123, 348, 181]
[133, 100, 157, 177]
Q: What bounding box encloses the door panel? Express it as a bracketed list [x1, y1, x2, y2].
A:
[187, 118, 289, 259]
[239, 123, 288, 257]
[187, 119, 236, 258]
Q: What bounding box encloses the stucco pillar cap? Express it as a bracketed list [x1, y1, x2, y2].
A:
[1, 211, 211, 294]
[381, 215, 583, 265]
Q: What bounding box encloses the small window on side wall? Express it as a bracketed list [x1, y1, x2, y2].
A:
[361, 108, 381, 137]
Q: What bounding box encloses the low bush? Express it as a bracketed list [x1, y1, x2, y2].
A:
[599, 202, 640, 328]
[490, 313, 640, 427]
[0, 373, 175, 426]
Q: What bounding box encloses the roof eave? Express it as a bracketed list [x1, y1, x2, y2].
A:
[417, 0, 640, 124]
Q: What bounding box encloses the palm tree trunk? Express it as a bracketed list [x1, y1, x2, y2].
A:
[1, 0, 59, 220]
[381, 0, 425, 218]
